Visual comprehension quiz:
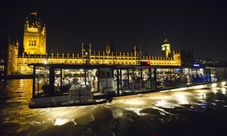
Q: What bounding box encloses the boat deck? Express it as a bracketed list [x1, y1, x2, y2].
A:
[29, 95, 108, 108]
[29, 82, 224, 108]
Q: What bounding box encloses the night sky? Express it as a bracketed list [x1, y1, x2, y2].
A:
[1, 0, 227, 59]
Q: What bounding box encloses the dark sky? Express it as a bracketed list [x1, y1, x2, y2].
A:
[1, 0, 227, 59]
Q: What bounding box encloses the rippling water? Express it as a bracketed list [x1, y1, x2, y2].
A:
[1, 79, 227, 136]
[0, 79, 32, 100]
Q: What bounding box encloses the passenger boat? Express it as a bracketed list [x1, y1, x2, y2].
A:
[28, 63, 223, 108]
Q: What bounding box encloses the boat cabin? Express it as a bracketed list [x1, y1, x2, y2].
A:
[28, 63, 214, 108]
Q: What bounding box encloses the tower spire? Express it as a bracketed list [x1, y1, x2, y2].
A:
[163, 33, 168, 44]
[105, 36, 110, 53]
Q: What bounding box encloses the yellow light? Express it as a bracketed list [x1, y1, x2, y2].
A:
[121, 99, 146, 105]
[221, 81, 226, 86]
[154, 99, 176, 109]
[174, 94, 189, 104]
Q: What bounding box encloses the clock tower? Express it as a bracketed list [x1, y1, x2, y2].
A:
[161, 34, 171, 57]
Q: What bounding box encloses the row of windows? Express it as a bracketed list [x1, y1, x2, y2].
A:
[20, 55, 179, 61]
[21, 56, 139, 60]
[18, 60, 138, 64]
[19, 55, 140, 59]
[89, 57, 139, 60]
[83, 52, 140, 56]
[28, 40, 36, 46]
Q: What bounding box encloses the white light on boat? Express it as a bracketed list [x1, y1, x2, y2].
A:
[221, 88, 226, 94]
[213, 89, 218, 94]
[160, 90, 169, 92]
[211, 83, 217, 88]
[221, 81, 226, 86]
[188, 85, 205, 89]
[170, 87, 188, 92]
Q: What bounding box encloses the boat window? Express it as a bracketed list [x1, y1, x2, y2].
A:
[54, 68, 61, 94]
[34, 66, 49, 97]
[142, 68, 151, 90]
[86, 69, 98, 92]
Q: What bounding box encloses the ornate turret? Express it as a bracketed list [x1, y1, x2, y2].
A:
[16, 40, 19, 48]
[24, 17, 29, 31]
[23, 13, 46, 55]
[105, 37, 110, 54]
[81, 42, 85, 58]
[133, 45, 137, 56]
[42, 24, 46, 35]
[89, 42, 92, 55]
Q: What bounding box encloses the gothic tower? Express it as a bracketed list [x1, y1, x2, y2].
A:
[23, 16, 46, 54]
[161, 34, 171, 57]
[81, 42, 91, 64]
[105, 37, 110, 54]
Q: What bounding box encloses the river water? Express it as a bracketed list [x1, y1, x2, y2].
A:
[1, 79, 227, 136]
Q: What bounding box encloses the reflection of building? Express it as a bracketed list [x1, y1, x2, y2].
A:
[2, 15, 194, 78]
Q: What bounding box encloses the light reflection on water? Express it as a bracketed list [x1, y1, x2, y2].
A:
[1, 79, 227, 135]
[0, 79, 37, 135]
[0, 79, 32, 101]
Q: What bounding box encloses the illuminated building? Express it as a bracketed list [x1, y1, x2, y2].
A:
[0, 38, 19, 78]
[3, 15, 185, 77]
